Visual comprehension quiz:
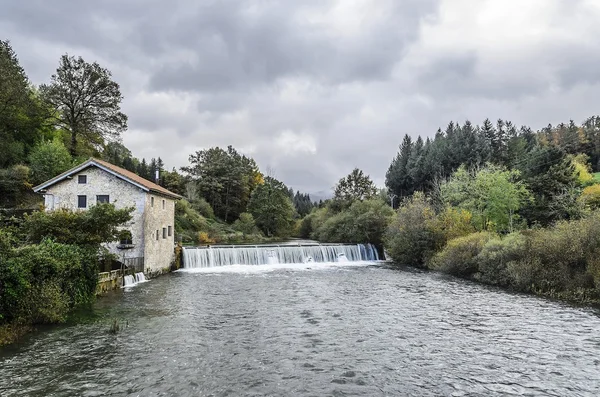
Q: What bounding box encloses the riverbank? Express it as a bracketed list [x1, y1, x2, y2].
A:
[385, 195, 600, 307]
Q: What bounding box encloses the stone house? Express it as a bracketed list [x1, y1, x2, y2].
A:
[33, 158, 181, 275]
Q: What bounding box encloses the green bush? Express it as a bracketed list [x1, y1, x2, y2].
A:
[385, 192, 439, 267]
[28, 138, 73, 185]
[0, 239, 97, 326]
[233, 212, 258, 235]
[510, 215, 600, 293]
[191, 197, 215, 219]
[428, 232, 494, 277]
[298, 214, 314, 239]
[475, 233, 526, 287]
[23, 203, 133, 246]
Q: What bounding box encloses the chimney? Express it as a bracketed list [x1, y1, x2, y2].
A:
[155, 169, 160, 184]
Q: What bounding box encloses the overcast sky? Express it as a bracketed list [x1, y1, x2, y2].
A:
[2, 0, 600, 197]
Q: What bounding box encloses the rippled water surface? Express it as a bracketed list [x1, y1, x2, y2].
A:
[1, 264, 600, 396]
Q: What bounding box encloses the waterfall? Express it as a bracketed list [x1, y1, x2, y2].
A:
[182, 243, 380, 269]
[122, 272, 148, 287]
[123, 275, 135, 286]
[135, 272, 146, 283]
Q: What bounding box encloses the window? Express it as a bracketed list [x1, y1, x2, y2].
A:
[156, 230, 159, 240]
[119, 230, 132, 245]
[162, 227, 167, 239]
[97, 195, 110, 204]
[162, 199, 165, 209]
[78, 175, 87, 184]
[77, 195, 87, 208]
[168, 226, 172, 237]
[151, 197, 154, 207]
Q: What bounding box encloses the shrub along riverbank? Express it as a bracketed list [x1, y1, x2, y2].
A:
[0, 204, 132, 345]
[384, 191, 600, 306]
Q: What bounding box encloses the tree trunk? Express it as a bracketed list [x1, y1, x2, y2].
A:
[70, 125, 77, 157]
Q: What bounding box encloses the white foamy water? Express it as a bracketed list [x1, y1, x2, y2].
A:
[122, 272, 148, 287]
[182, 243, 379, 270]
[177, 260, 380, 274]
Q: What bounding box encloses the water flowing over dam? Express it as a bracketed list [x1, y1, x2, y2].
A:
[182, 243, 379, 269]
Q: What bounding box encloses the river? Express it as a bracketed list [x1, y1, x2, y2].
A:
[1, 263, 599, 396]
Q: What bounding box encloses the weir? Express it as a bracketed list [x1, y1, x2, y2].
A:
[123, 272, 147, 287]
[182, 243, 379, 269]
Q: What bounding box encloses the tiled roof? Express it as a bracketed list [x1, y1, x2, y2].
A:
[33, 157, 182, 199]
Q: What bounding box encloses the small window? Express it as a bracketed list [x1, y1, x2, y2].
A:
[78, 175, 87, 184]
[162, 199, 165, 209]
[168, 226, 172, 237]
[77, 195, 87, 208]
[97, 195, 110, 204]
[119, 230, 132, 245]
[156, 230, 159, 240]
[162, 227, 167, 239]
[151, 197, 154, 207]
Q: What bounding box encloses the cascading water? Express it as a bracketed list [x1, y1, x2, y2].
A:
[182, 243, 379, 269]
[123, 272, 148, 287]
[135, 272, 146, 283]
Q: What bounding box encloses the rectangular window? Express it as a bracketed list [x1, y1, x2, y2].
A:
[162, 199, 165, 209]
[151, 197, 154, 207]
[156, 230, 159, 240]
[168, 226, 172, 237]
[96, 195, 110, 204]
[78, 175, 87, 184]
[162, 227, 167, 239]
[77, 195, 87, 208]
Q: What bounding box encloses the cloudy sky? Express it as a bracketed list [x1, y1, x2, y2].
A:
[2, 0, 600, 197]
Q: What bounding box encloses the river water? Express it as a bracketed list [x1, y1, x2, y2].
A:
[1, 263, 600, 396]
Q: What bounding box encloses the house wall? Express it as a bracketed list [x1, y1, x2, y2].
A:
[143, 193, 176, 274]
[42, 166, 146, 261]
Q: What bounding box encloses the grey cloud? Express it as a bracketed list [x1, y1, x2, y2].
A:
[3, 0, 600, 195]
[147, 0, 440, 92]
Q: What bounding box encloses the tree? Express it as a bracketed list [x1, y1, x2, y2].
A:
[0, 40, 48, 167]
[386, 134, 413, 197]
[518, 146, 582, 226]
[384, 192, 439, 267]
[0, 165, 33, 208]
[293, 191, 315, 217]
[40, 55, 127, 156]
[440, 164, 531, 233]
[28, 139, 72, 185]
[312, 199, 393, 247]
[248, 177, 296, 237]
[102, 141, 132, 168]
[182, 146, 262, 222]
[333, 168, 377, 207]
[233, 212, 259, 235]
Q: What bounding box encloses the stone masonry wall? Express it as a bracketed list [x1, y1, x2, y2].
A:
[43, 166, 146, 261]
[143, 193, 176, 274]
